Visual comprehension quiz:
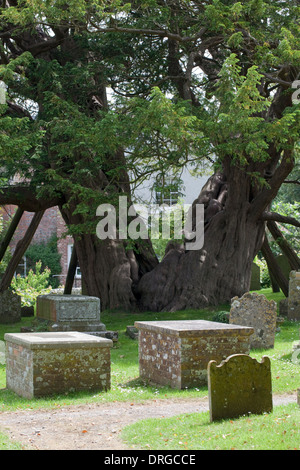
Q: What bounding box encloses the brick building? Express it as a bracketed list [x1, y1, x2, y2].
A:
[0, 205, 81, 287]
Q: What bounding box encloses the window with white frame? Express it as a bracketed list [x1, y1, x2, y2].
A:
[154, 176, 182, 206]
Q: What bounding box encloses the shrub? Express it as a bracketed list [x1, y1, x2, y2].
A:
[212, 311, 229, 323]
[11, 261, 52, 307]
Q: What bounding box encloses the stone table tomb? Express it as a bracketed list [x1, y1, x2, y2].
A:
[0, 290, 21, 324]
[134, 320, 254, 389]
[5, 331, 113, 398]
[36, 294, 106, 337]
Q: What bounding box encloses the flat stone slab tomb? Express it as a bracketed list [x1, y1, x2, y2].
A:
[36, 294, 106, 337]
[5, 332, 113, 398]
[134, 320, 254, 389]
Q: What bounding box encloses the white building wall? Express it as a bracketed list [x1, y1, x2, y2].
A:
[132, 166, 211, 205]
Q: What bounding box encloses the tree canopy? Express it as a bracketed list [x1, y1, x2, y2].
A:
[0, 0, 299, 310]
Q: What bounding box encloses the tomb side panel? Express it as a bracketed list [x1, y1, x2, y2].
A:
[180, 331, 252, 388]
[138, 330, 181, 389]
[32, 346, 111, 397]
[5, 341, 34, 399]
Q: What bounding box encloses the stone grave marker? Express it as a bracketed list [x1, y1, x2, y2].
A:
[208, 354, 273, 422]
[279, 298, 289, 317]
[288, 271, 300, 321]
[36, 294, 107, 337]
[0, 290, 21, 324]
[292, 329, 300, 365]
[230, 292, 277, 349]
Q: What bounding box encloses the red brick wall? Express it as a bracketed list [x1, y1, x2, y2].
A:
[1, 206, 57, 248]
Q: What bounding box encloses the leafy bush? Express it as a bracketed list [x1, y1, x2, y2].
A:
[256, 256, 271, 288]
[212, 311, 229, 323]
[11, 261, 52, 307]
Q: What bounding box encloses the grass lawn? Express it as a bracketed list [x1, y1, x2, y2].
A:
[0, 288, 299, 450]
[122, 403, 299, 450]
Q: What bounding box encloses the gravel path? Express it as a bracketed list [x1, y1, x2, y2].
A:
[0, 392, 297, 450]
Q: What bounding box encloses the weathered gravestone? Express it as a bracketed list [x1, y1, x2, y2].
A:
[288, 271, 300, 321]
[230, 292, 277, 349]
[0, 290, 21, 324]
[292, 329, 300, 364]
[208, 354, 273, 422]
[279, 298, 289, 317]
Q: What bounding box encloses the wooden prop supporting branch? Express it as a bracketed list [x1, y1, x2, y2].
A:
[261, 234, 289, 297]
[63, 245, 78, 295]
[267, 220, 300, 271]
[0, 211, 45, 293]
[0, 207, 24, 262]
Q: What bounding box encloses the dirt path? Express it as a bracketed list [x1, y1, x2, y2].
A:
[0, 393, 297, 450]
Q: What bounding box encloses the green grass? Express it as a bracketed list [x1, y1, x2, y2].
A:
[0, 288, 299, 450]
[122, 403, 300, 450]
[0, 433, 24, 450]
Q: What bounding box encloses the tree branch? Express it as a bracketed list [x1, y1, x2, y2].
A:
[283, 179, 300, 185]
[261, 234, 289, 297]
[262, 72, 292, 88]
[267, 220, 300, 271]
[0, 185, 64, 212]
[90, 22, 207, 43]
[250, 149, 295, 220]
[6, 101, 34, 120]
[261, 211, 300, 228]
[0, 211, 45, 293]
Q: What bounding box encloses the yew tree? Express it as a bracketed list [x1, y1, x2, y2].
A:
[0, 1, 299, 311]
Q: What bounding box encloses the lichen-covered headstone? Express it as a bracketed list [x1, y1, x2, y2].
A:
[288, 271, 300, 321]
[279, 298, 289, 317]
[230, 292, 277, 349]
[208, 354, 273, 422]
[0, 290, 21, 324]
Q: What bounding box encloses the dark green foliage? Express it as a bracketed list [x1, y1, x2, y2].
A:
[212, 311, 229, 324]
[25, 235, 61, 288]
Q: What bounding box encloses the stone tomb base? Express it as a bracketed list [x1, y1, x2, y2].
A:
[134, 320, 254, 389]
[208, 354, 273, 422]
[5, 331, 113, 398]
[36, 294, 106, 337]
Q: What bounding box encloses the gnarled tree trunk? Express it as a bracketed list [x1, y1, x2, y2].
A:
[136, 151, 294, 312]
